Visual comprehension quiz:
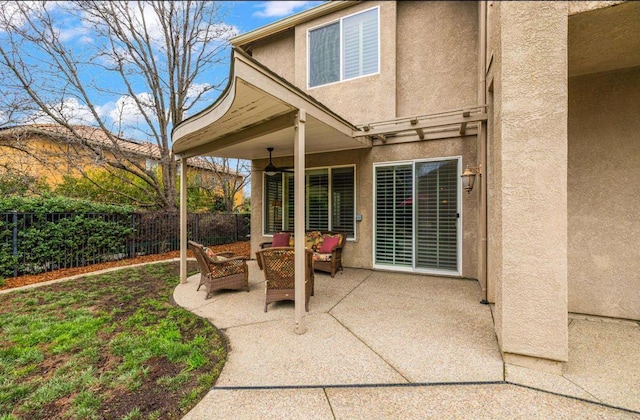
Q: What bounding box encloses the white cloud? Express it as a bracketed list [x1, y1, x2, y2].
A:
[0, 1, 33, 32]
[207, 22, 239, 41]
[56, 20, 93, 44]
[25, 97, 98, 125]
[253, 1, 320, 18]
[109, 93, 156, 126]
[186, 83, 212, 101]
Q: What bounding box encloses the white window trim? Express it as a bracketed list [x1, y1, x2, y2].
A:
[262, 164, 357, 241]
[307, 6, 380, 89]
[372, 157, 462, 276]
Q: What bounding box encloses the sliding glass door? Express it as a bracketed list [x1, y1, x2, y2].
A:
[374, 158, 460, 274]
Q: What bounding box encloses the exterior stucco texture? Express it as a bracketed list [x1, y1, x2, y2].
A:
[489, 1, 569, 363]
[568, 66, 640, 321]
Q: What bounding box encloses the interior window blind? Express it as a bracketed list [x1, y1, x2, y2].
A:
[264, 174, 283, 234]
[306, 169, 329, 231]
[331, 167, 355, 237]
[415, 160, 458, 271]
[309, 22, 340, 87]
[284, 173, 295, 232]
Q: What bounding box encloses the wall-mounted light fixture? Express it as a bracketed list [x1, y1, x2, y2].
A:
[461, 165, 482, 194]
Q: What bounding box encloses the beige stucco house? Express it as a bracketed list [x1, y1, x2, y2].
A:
[172, 1, 640, 373]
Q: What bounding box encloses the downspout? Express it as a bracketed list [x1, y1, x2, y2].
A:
[479, 0, 489, 303]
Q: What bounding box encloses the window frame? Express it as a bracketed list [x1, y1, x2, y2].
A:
[262, 164, 357, 240]
[307, 6, 380, 89]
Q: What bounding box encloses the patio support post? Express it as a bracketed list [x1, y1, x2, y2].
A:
[494, 2, 568, 371]
[294, 109, 307, 334]
[179, 158, 188, 284]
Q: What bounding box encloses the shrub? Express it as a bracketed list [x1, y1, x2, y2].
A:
[0, 197, 134, 276]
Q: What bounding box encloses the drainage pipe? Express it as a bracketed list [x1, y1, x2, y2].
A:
[478, 1, 489, 303]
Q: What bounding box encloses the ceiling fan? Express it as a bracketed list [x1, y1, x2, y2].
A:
[263, 147, 293, 175]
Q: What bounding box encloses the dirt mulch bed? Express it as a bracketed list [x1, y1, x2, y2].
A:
[1, 241, 251, 291]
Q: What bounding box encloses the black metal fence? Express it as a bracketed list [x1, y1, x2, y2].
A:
[0, 212, 250, 278]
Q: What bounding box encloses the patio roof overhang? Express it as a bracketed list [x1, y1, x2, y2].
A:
[172, 48, 371, 161]
[173, 48, 373, 335]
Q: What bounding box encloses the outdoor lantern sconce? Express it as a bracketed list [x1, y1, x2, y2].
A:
[461, 165, 482, 194]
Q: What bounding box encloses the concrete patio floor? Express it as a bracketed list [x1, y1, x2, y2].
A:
[174, 261, 640, 419]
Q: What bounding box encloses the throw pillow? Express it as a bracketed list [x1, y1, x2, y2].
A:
[319, 235, 340, 253]
[272, 232, 290, 247]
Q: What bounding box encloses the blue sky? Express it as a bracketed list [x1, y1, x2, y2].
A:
[227, 1, 324, 34]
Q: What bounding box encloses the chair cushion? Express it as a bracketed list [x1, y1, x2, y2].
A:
[312, 252, 332, 262]
[204, 247, 227, 262]
[272, 232, 290, 247]
[319, 235, 340, 253]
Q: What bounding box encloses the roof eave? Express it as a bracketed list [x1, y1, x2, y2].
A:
[230, 1, 361, 48]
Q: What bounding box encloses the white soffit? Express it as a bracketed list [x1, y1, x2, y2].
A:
[172, 49, 370, 160]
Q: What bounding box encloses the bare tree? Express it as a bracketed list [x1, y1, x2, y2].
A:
[208, 157, 250, 213]
[0, 1, 239, 211]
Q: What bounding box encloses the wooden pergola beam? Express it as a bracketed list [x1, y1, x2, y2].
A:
[359, 109, 487, 139]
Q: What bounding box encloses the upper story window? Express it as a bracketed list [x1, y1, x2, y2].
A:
[308, 7, 379, 88]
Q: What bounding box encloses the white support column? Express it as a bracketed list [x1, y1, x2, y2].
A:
[180, 158, 188, 284]
[294, 109, 307, 334]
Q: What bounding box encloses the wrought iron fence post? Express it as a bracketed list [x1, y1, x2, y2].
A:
[235, 213, 240, 242]
[194, 213, 199, 243]
[12, 211, 18, 278]
[130, 214, 137, 258]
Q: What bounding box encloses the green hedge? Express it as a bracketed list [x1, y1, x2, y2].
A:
[1, 197, 135, 277]
[0, 195, 136, 214]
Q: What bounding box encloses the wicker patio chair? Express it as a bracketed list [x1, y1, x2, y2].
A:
[188, 240, 250, 299]
[255, 247, 314, 312]
[310, 232, 347, 278]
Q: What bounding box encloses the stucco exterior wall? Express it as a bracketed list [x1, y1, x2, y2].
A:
[249, 30, 296, 83]
[486, 0, 503, 318]
[568, 1, 625, 15]
[568, 66, 640, 321]
[250, 136, 478, 278]
[489, 1, 569, 367]
[396, 1, 478, 117]
[293, 1, 397, 125]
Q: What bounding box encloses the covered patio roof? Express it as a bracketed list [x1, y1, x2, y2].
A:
[172, 48, 371, 161]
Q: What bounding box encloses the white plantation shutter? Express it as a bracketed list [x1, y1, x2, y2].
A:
[264, 174, 283, 234]
[374, 160, 459, 273]
[306, 170, 329, 231]
[415, 160, 458, 271]
[284, 173, 295, 232]
[342, 8, 379, 80]
[265, 167, 355, 236]
[375, 165, 413, 266]
[331, 167, 355, 237]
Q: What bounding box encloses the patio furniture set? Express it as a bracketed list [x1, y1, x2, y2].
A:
[188, 231, 346, 312]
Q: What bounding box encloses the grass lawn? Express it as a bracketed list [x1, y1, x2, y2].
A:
[0, 261, 226, 419]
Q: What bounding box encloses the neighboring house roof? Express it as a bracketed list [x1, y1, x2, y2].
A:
[0, 124, 238, 175]
[230, 1, 360, 49]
